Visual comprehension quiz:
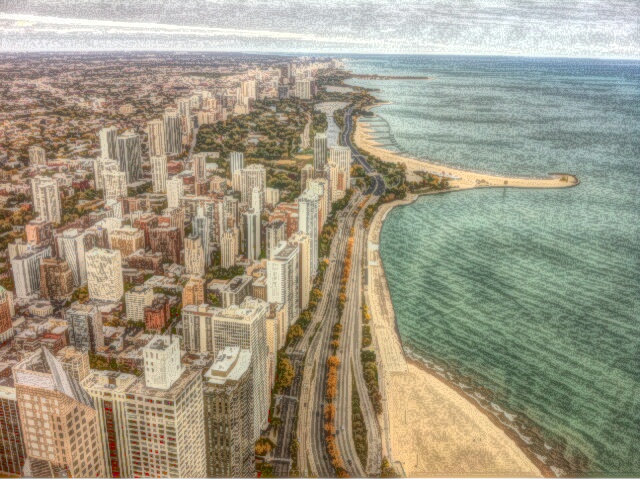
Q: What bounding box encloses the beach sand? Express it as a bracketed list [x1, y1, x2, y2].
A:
[356, 119, 578, 190]
[361, 121, 559, 476]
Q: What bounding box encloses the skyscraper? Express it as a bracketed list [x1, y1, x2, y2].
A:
[0, 286, 14, 344]
[298, 190, 320, 275]
[102, 160, 128, 202]
[289, 231, 312, 310]
[313, 132, 328, 171]
[163, 108, 182, 155]
[229, 151, 244, 178]
[99, 126, 118, 160]
[301, 164, 314, 191]
[181, 297, 269, 439]
[237, 164, 266, 204]
[150, 155, 168, 193]
[267, 241, 300, 327]
[266, 220, 286, 260]
[203, 347, 254, 477]
[241, 80, 258, 100]
[242, 209, 261, 262]
[221, 228, 238, 269]
[147, 119, 166, 157]
[330, 145, 352, 188]
[184, 235, 205, 277]
[86, 248, 124, 302]
[28, 146, 46, 167]
[0, 381, 26, 476]
[56, 228, 93, 287]
[13, 348, 106, 478]
[65, 302, 103, 352]
[116, 130, 142, 183]
[251, 186, 263, 213]
[30, 176, 61, 224]
[308, 177, 330, 228]
[193, 208, 211, 267]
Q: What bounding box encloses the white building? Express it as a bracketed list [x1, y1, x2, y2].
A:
[147, 118, 166, 157]
[221, 228, 238, 269]
[235, 164, 266, 204]
[229, 151, 244, 178]
[266, 220, 286, 260]
[242, 209, 261, 262]
[102, 160, 127, 202]
[265, 187, 280, 207]
[143, 335, 184, 390]
[294, 79, 313, 100]
[10, 245, 52, 299]
[313, 132, 328, 171]
[163, 108, 182, 155]
[266, 241, 300, 327]
[251, 186, 263, 213]
[31, 176, 61, 224]
[125, 285, 154, 323]
[289, 231, 312, 310]
[86, 248, 123, 302]
[150, 155, 168, 193]
[298, 190, 320, 275]
[166, 177, 184, 209]
[28, 146, 46, 166]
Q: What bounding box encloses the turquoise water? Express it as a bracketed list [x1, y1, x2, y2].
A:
[346, 56, 640, 475]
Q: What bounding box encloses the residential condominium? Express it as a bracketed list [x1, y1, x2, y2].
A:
[13, 348, 106, 478]
[39, 257, 74, 302]
[102, 160, 128, 202]
[234, 164, 266, 204]
[56, 228, 94, 287]
[30, 176, 61, 224]
[166, 177, 184, 209]
[203, 347, 254, 478]
[147, 118, 166, 157]
[86, 248, 124, 302]
[0, 286, 14, 344]
[297, 190, 320, 275]
[65, 302, 104, 353]
[28, 145, 46, 167]
[163, 108, 182, 156]
[266, 220, 286, 260]
[10, 245, 52, 299]
[267, 241, 300, 328]
[289, 231, 312, 311]
[0, 382, 26, 477]
[125, 285, 154, 324]
[181, 297, 269, 439]
[229, 151, 244, 177]
[99, 126, 118, 160]
[151, 155, 168, 193]
[313, 132, 327, 171]
[182, 276, 205, 308]
[116, 130, 142, 184]
[220, 228, 238, 269]
[109, 225, 145, 258]
[242, 209, 261, 262]
[184, 235, 205, 277]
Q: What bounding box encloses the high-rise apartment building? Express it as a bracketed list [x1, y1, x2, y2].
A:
[242, 209, 261, 262]
[267, 241, 300, 328]
[294, 79, 313, 100]
[298, 190, 320, 275]
[99, 126, 118, 160]
[203, 347, 254, 477]
[147, 119, 166, 157]
[184, 235, 205, 277]
[182, 297, 269, 439]
[313, 132, 328, 171]
[163, 108, 182, 155]
[102, 160, 128, 202]
[301, 164, 314, 191]
[308, 178, 330, 229]
[56, 228, 93, 287]
[39, 258, 74, 302]
[192, 208, 211, 267]
[0, 382, 26, 476]
[86, 248, 124, 302]
[13, 348, 106, 478]
[166, 177, 184, 209]
[30, 176, 61, 224]
[241, 80, 258, 100]
[28, 146, 46, 167]
[56, 347, 91, 383]
[182, 276, 205, 307]
[266, 220, 287, 260]
[149, 226, 182, 264]
[11, 245, 52, 299]
[221, 228, 238, 269]
[330, 145, 352, 195]
[25, 218, 53, 246]
[289, 232, 312, 310]
[125, 285, 154, 324]
[0, 286, 14, 344]
[65, 302, 104, 352]
[229, 151, 244, 178]
[151, 155, 168, 193]
[236, 164, 266, 204]
[116, 130, 142, 184]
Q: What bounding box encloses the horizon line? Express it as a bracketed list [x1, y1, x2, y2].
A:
[2, 49, 640, 62]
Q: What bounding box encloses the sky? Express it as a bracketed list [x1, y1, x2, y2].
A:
[0, 0, 638, 59]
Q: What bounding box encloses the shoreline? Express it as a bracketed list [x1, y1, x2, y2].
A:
[357, 103, 580, 476]
[365, 194, 550, 478]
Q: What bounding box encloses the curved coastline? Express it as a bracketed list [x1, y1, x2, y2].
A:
[358, 110, 577, 477]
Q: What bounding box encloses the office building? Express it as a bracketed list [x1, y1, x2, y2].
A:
[30, 176, 61, 224]
[267, 242, 299, 327]
[289, 232, 312, 310]
[116, 130, 142, 183]
[125, 285, 154, 324]
[109, 226, 145, 258]
[181, 297, 269, 439]
[86, 248, 124, 302]
[99, 126, 118, 160]
[298, 190, 320, 275]
[242, 209, 261, 262]
[11, 245, 52, 299]
[163, 108, 182, 155]
[166, 177, 184, 209]
[184, 235, 205, 277]
[28, 146, 46, 167]
[151, 155, 168, 193]
[56, 228, 93, 287]
[13, 348, 106, 478]
[147, 119, 166, 157]
[39, 258, 74, 302]
[203, 347, 254, 477]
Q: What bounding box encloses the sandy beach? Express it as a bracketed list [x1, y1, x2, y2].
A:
[358, 104, 575, 476]
[356, 115, 578, 190]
